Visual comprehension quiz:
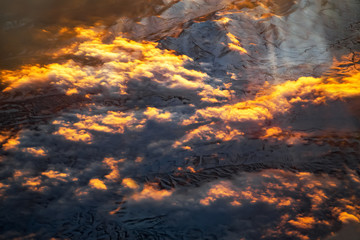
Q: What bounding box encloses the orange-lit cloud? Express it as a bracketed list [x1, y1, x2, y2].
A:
[52, 111, 145, 142]
[262, 126, 283, 138]
[2, 136, 20, 151]
[332, 197, 360, 224]
[103, 157, 124, 181]
[0, 132, 10, 143]
[54, 127, 92, 143]
[131, 184, 173, 201]
[197, 168, 353, 225]
[200, 181, 239, 206]
[260, 127, 308, 145]
[73, 115, 114, 133]
[1, 27, 231, 104]
[176, 57, 360, 149]
[23, 147, 47, 157]
[4, 27, 357, 156]
[0, 182, 9, 198]
[22, 176, 45, 192]
[199, 177, 294, 208]
[173, 124, 244, 148]
[42, 170, 69, 180]
[186, 166, 196, 173]
[0, 2, 359, 239]
[143, 107, 172, 122]
[338, 212, 360, 224]
[194, 169, 359, 240]
[135, 156, 143, 163]
[101, 112, 143, 132]
[184, 70, 360, 126]
[122, 178, 139, 190]
[89, 178, 107, 190]
[284, 231, 310, 240]
[289, 216, 316, 229]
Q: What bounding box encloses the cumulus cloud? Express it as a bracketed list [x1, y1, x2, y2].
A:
[184, 67, 360, 126]
[1, 27, 231, 105]
[117, 169, 360, 240]
[0, 0, 174, 69]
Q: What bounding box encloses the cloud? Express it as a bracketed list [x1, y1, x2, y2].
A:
[173, 123, 244, 148]
[114, 169, 360, 240]
[0, 1, 359, 239]
[184, 68, 360, 126]
[130, 183, 173, 201]
[89, 178, 107, 190]
[0, 0, 175, 69]
[122, 178, 139, 189]
[1, 27, 231, 105]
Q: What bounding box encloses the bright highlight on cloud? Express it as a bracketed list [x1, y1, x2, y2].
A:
[184, 69, 360, 126]
[131, 184, 173, 201]
[0, 27, 231, 105]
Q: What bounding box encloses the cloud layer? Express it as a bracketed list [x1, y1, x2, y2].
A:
[0, 0, 360, 239]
